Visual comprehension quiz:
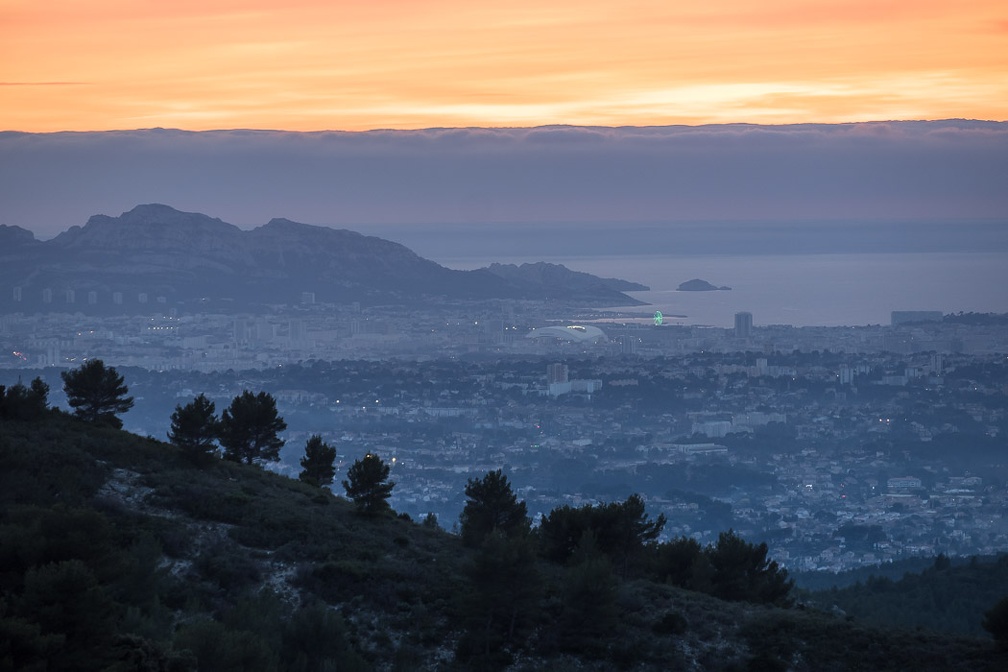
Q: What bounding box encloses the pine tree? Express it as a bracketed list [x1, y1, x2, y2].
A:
[298, 435, 337, 487]
[219, 391, 286, 465]
[459, 469, 530, 547]
[342, 454, 394, 515]
[61, 360, 133, 428]
[0, 377, 49, 421]
[168, 394, 220, 464]
[706, 529, 793, 606]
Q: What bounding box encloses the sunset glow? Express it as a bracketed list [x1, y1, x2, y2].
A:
[2, 1, 1007, 131]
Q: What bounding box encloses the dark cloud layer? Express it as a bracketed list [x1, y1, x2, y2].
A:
[1, 120, 1005, 239]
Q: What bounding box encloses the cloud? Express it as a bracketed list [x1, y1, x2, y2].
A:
[0, 121, 1006, 239]
[0, 82, 88, 86]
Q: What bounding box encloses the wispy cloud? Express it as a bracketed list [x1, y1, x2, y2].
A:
[0, 82, 87, 86]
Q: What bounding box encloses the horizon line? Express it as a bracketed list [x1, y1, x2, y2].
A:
[3, 117, 1007, 136]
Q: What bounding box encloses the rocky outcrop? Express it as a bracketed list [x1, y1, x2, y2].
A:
[677, 278, 731, 292]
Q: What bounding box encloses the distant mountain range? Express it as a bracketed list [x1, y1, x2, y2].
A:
[0, 205, 647, 312]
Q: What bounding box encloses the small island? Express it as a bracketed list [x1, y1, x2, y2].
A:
[677, 278, 732, 292]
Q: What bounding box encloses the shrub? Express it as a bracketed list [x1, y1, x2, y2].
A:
[653, 610, 688, 636]
[983, 595, 1008, 651]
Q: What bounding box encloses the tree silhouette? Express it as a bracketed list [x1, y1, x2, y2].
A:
[0, 377, 49, 421]
[551, 531, 618, 658]
[219, 391, 286, 465]
[459, 469, 529, 547]
[61, 360, 133, 428]
[707, 529, 793, 606]
[539, 494, 665, 572]
[168, 393, 219, 464]
[650, 536, 704, 588]
[299, 435, 337, 487]
[458, 530, 541, 665]
[342, 454, 394, 515]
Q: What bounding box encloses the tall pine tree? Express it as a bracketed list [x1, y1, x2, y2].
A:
[299, 435, 337, 487]
[168, 394, 220, 464]
[459, 469, 529, 547]
[219, 391, 286, 465]
[342, 454, 394, 514]
[61, 360, 133, 428]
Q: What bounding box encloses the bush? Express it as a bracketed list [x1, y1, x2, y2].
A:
[175, 619, 278, 672]
[193, 543, 261, 592]
[983, 595, 1008, 651]
[653, 610, 688, 636]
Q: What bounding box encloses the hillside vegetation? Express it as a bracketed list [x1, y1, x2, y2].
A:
[1, 405, 1005, 671]
[800, 554, 1008, 636]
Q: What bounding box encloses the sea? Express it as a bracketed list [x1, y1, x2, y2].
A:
[370, 219, 1008, 328]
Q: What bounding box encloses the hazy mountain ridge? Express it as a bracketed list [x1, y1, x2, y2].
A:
[0, 204, 647, 310]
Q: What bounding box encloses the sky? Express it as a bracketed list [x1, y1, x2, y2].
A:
[2, 121, 1007, 238]
[2, 1, 1007, 132]
[1, 3, 1006, 241]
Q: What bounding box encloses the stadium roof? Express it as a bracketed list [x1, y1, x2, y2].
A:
[525, 324, 607, 343]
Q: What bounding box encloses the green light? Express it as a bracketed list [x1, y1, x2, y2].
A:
[654, 310, 663, 326]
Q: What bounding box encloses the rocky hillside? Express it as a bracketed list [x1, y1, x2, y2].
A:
[0, 205, 647, 312]
[1, 406, 1003, 671]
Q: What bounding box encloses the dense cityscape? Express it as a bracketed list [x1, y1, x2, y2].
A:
[4, 302, 1006, 575]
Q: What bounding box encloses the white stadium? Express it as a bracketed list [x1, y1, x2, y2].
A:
[525, 324, 608, 343]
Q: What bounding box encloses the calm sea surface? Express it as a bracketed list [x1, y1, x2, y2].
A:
[369, 220, 1008, 328]
[435, 252, 1008, 328]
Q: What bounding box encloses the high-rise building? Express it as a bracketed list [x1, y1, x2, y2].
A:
[547, 363, 569, 384]
[289, 319, 305, 343]
[734, 311, 753, 339]
[233, 318, 248, 344]
[46, 342, 61, 367]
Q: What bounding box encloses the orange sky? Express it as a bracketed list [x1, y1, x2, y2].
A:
[2, 1, 1006, 132]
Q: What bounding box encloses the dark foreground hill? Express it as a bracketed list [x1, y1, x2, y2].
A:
[1, 411, 1004, 671]
[0, 204, 647, 313]
[798, 554, 1008, 637]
